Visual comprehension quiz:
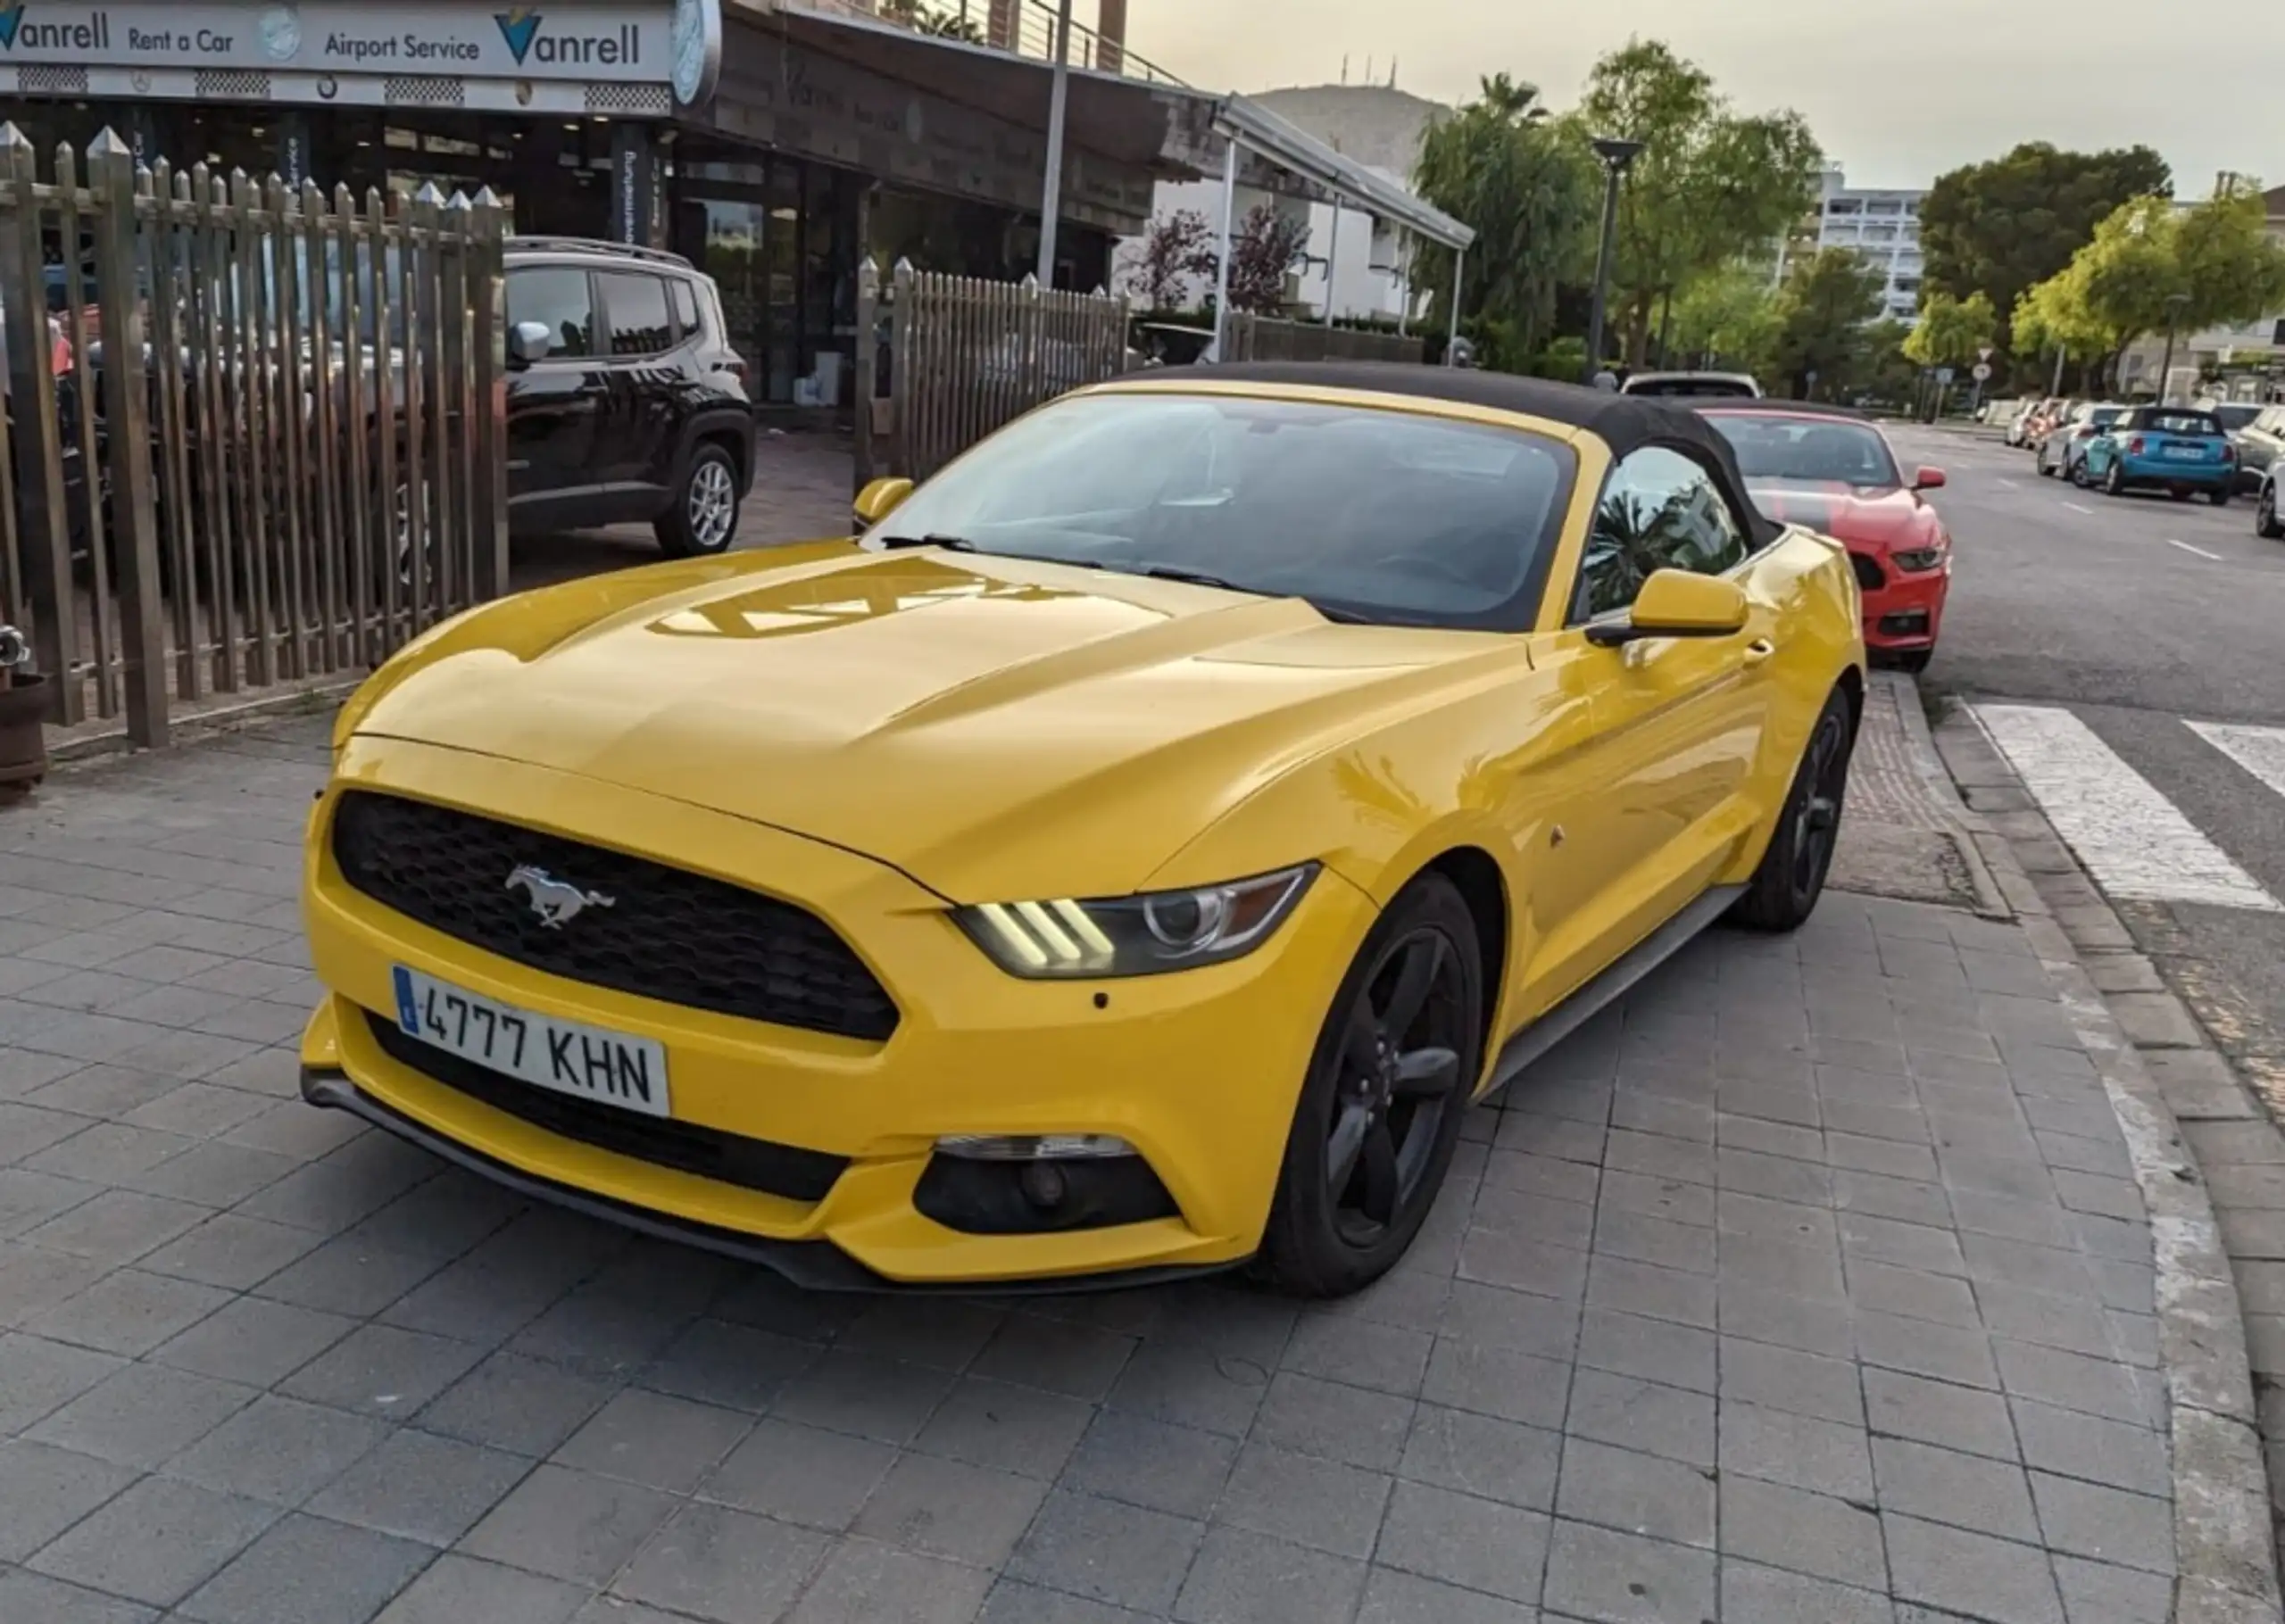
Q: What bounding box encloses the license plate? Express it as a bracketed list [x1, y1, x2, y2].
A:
[391, 965, 670, 1118]
[2163, 445, 2202, 460]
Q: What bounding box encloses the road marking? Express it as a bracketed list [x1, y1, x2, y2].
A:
[2166, 538, 2223, 561]
[2188, 721, 2285, 805]
[2063, 501, 2094, 514]
[1998, 478, 2021, 490]
[1973, 704, 2281, 912]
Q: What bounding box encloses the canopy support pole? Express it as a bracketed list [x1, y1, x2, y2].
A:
[1209, 137, 1237, 360]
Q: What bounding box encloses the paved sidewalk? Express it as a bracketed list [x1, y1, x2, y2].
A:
[0, 717, 2183, 1623]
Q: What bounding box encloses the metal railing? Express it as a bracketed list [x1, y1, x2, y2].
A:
[856, 257, 1131, 485]
[777, 0, 1187, 87]
[1224, 313, 1424, 365]
[0, 124, 508, 749]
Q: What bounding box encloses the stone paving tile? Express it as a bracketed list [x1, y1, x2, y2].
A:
[0, 725, 2183, 1621]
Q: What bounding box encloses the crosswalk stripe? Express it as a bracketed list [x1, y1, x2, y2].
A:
[1973, 704, 2281, 912]
[2187, 721, 2285, 805]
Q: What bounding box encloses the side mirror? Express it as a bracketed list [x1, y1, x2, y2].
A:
[507, 320, 553, 369]
[1913, 466, 1947, 490]
[852, 476, 914, 532]
[1586, 569, 1750, 648]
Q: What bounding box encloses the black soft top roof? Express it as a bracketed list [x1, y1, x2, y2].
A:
[1154, 360, 1782, 550]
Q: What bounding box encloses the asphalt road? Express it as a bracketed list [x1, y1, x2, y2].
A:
[1885, 420, 2285, 1103]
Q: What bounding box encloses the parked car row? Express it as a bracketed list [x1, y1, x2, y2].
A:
[2023, 397, 2237, 504]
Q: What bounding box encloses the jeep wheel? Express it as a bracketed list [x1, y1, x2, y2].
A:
[656, 443, 741, 559]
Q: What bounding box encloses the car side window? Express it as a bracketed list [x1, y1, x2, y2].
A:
[505, 267, 594, 360]
[669, 277, 701, 342]
[1573, 446, 1752, 622]
[598, 272, 674, 358]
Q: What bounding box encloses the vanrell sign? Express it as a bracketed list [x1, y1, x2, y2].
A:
[0, 0, 718, 104]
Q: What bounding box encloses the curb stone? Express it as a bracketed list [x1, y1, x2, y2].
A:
[1873, 668, 2013, 920]
[1921, 690, 2285, 1624]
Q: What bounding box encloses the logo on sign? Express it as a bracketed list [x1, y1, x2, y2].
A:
[0, 6, 25, 50]
[494, 6, 541, 63]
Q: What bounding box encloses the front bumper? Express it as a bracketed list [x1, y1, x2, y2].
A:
[302, 737, 1379, 1289]
[1860, 560, 1949, 653]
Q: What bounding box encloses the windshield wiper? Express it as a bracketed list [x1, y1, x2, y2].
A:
[1135, 564, 1255, 593]
[877, 533, 980, 552]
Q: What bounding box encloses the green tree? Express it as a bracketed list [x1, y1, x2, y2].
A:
[1768, 247, 1886, 399]
[2012, 263, 2119, 391]
[1919, 142, 2173, 357]
[1666, 260, 1781, 374]
[2058, 185, 2285, 386]
[2173, 180, 2285, 334]
[1571, 39, 1824, 368]
[1411, 75, 1600, 371]
[1902, 291, 1998, 369]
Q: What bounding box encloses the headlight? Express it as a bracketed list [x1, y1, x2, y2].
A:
[955, 865, 1318, 978]
[1891, 545, 1946, 572]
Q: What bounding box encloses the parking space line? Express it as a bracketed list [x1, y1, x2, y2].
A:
[1973, 704, 2281, 912]
[2063, 501, 2094, 514]
[2166, 538, 2224, 560]
[2188, 721, 2285, 806]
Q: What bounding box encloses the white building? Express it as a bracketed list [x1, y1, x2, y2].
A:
[1115, 83, 1449, 323]
[2115, 182, 2285, 402]
[1783, 169, 1927, 323]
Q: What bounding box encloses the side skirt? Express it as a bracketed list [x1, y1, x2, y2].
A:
[1481, 884, 1746, 1099]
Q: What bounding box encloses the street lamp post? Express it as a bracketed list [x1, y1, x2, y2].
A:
[2156, 292, 2191, 405]
[1033, 0, 1076, 288]
[1583, 137, 1644, 382]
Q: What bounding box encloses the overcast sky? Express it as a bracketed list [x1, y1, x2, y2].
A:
[1126, 0, 2256, 197]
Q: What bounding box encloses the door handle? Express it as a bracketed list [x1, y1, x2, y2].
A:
[1741, 638, 1777, 667]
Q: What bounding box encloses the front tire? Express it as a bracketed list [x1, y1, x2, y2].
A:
[2209, 487, 2231, 508]
[2102, 461, 2124, 496]
[655, 443, 742, 559]
[1730, 688, 1856, 933]
[1257, 874, 1482, 1298]
[2257, 483, 2283, 538]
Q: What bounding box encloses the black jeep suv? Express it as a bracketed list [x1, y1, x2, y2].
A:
[504, 238, 756, 556]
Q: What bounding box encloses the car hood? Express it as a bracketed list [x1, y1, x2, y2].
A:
[1746, 484, 1936, 552]
[348, 545, 1500, 902]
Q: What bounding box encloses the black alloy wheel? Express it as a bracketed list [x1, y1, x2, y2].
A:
[1258, 875, 1481, 1297]
[2257, 483, 2283, 538]
[1324, 930, 1467, 1249]
[1730, 687, 1856, 932]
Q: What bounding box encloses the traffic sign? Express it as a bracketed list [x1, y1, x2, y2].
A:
[1934, 367, 1955, 385]
[1977, 345, 1995, 362]
[1972, 362, 1992, 382]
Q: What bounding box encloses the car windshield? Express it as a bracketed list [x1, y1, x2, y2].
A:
[869, 392, 1576, 628]
[2145, 410, 2223, 436]
[1707, 412, 1903, 489]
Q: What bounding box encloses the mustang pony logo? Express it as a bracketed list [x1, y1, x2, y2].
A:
[505, 865, 613, 928]
[494, 8, 542, 63]
[0, 6, 25, 50]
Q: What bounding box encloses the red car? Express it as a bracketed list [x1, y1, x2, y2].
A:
[1699, 403, 1951, 673]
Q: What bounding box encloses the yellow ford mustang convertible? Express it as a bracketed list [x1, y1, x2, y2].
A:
[301, 364, 1865, 1297]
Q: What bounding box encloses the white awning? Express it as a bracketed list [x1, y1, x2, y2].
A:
[1212, 95, 1474, 252]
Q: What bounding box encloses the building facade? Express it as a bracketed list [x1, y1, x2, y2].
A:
[0, 0, 1182, 414]
[1781, 168, 1926, 324]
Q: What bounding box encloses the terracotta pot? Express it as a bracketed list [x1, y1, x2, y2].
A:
[0, 672, 51, 788]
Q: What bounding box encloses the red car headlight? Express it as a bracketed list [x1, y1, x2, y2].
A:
[1891, 544, 1947, 573]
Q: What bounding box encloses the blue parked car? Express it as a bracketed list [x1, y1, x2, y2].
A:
[2083, 405, 2237, 504]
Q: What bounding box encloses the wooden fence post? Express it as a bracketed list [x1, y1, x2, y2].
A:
[0, 124, 80, 721]
[88, 130, 167, 747]
[854, 257, 877, 493]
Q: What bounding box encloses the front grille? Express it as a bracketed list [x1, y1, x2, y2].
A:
[1850, 551, 1886, 592]
[366, 1013, 848, 1203]
[332, 791, 899, 1042]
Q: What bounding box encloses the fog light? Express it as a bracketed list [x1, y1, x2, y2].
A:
[936, 1133, 1138, 1161]
[1019, 1161, 1068, 1209]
